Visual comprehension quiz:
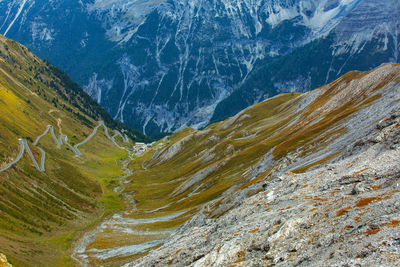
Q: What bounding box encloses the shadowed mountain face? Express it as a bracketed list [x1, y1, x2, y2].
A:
[0, 0, 398, 138]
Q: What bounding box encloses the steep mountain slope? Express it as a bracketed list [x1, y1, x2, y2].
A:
[212, 0, 400, 121]
[131, 109, 400, 266]
[0, 35, 148, 266]
[71, 63, 400, 265]
[0, 0, 398, 138]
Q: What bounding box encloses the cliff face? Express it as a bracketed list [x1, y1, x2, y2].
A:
[212, 0, 400, 122]
[1, 0, 398, 138]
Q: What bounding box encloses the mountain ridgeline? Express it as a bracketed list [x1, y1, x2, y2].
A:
[0, 0, 399, 138]
[0, 34, 147, 266]
[0, 34, 149, 142]
[44, 63, 151, 143]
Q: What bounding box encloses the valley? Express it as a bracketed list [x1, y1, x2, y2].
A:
[0, 33, 398, 265]
[0, 1, 398, 265]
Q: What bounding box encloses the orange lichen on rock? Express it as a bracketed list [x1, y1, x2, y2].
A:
[365, 229, 380, 235]
[354, 168, 369, 175]
[248, 228, 260, 233]
[384, 220, 400, 227]
[336, 206, 351, 216]
[371, 185, 381, 190]
[313, 197, 328, 202]
[233, 250, 246, 263]
[355, 197, 383, 207]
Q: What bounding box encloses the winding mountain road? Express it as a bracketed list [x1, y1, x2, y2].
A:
[34, 125, 58, 146]
[73, 121, 106, 156]
[0, 121, 132, 173]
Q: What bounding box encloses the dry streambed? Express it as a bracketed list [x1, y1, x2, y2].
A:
[71, 156, 191, 266]
[72, 212, 184, 265]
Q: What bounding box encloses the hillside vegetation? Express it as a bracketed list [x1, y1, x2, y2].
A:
[0, 35, 148, 266]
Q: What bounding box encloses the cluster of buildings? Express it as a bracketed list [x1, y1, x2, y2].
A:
[133, 142, 151, 155]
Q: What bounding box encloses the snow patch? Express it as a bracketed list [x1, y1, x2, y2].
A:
[30, 21, 55, 42]
[84, 73, 113, 104]
[3, 0, 29, 35]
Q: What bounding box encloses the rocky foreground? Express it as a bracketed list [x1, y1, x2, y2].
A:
[127, 64, 400, 266]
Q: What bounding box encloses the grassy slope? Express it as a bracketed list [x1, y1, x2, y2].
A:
[97, 63, 400, 264]
[0, 35, 137, 265]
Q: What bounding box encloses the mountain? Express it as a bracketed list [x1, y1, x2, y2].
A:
[0, 0, 398, 138]
[69, 63, 400, 266]
[0, 34, 149, 266]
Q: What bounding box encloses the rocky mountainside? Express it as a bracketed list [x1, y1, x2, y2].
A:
[0, 35, 147, 266]
[0, 0, 398, 138]
[125, 63, 400, 266]
[67, 63, 400, 266]
[132, 111, 400, 266]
